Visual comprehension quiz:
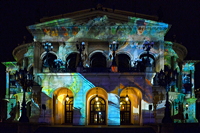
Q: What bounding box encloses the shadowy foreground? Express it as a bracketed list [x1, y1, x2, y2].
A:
[0, 122, 200, 133]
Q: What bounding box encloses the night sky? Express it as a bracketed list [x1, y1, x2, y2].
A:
[0, 0, 200, 98]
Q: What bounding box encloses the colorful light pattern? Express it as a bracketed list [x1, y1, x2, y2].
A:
[28, 15, 169, 43]
[3, 9, 198, 125]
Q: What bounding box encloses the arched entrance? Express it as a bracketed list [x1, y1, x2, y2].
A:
[120, 97, 131, 124]
[90, 96, 106, 124]
[120, 87, 142, 125]
[53, 87, 74, 124]
[86, 87, 108, 125]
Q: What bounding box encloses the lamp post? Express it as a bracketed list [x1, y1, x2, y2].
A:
[15, 68, 33, 122]
[142, 40, 154, 67]
[157, 66, 177, 123]
[76, 41, 85, 72]
[109, 40, 119, 72]
[152, 89, 164, 122]
[43, 42, 53, 67]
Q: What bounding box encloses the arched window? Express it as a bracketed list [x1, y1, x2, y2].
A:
[120, 97, 131, 124]
[139, 53, 155, 67]
[66, 53, 78, 72]
[90, 52, 107, 72]
[90, 96, 106, 125]
[42, 53, 57, 69]
[117, 54, 131, 72]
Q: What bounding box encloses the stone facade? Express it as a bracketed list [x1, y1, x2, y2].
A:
[2, 7, 198, 125]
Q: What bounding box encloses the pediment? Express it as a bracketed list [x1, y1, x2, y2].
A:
[27, 8, 170, 42]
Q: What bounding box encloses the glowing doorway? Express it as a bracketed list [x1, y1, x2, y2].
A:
[65, 97, 73, 124]
[90, 96, 106, 124]
[120, 97, 131, 124]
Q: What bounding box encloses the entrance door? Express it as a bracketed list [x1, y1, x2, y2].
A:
[65, 97, 73, 124]
[90, 96, 106, 124]
[120, 97, 131, 124]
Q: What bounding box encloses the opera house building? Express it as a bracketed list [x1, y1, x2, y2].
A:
[2, 6, 198, 125]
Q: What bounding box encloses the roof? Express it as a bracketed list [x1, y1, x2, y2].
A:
[39, 7, 159, 23]
[27, 7, 169, 43]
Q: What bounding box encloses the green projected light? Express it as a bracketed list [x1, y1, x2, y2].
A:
[27, 15, 169, 43]
[2, 62, 18, 74]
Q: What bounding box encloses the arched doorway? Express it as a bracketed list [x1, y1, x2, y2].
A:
[120, 97, 131, 124]
[120, 87, 142, 125]
[65, 96, 73, 124]
[53, 88, 74, 124]
[90, 96, 106, 124]
[86, 87, 108, 125]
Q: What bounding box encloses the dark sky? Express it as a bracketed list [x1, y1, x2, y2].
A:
[0, 0, 200, 97]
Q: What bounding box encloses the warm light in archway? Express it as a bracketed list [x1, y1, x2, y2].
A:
[57, 95, 65, 102]
[66, 94, 69, 101]
[95, 95, 99, 101]
[125, 95, 129, 101]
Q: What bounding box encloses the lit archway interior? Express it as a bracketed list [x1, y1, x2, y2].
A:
[86, 87, 108, 125]
[120, 87, 142, 125]
[53, 87, 74, 124]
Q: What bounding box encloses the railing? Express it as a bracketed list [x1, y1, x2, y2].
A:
[42, 67, 147, 73]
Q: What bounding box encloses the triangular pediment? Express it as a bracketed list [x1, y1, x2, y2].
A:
[27, 7, 170, 42]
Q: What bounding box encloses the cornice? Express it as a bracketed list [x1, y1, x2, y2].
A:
[172, 42, 188, 60]
[12, 43, 34, 62]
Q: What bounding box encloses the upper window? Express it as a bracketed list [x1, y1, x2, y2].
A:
[117, 54, 131, 72]
[66, 53, 78, 72]
[42, 53, 57, 68]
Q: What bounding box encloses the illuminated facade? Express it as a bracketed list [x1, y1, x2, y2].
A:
[2, 7, 199, 125]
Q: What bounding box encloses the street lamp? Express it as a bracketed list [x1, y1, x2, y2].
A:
[76, 41, 85, 72]
[157, 66, 178, 123]
[109, 40, 119, 72]
[142, 40, 154, 67]
[15, 68, 33, 122]
[43, 42, 53, 67]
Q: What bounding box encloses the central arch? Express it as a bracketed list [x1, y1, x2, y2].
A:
[89, 52, 107, 72]
[86, 87, 108, 125]
[117, 53, 131, 72]
[90, 96, 106, 124]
